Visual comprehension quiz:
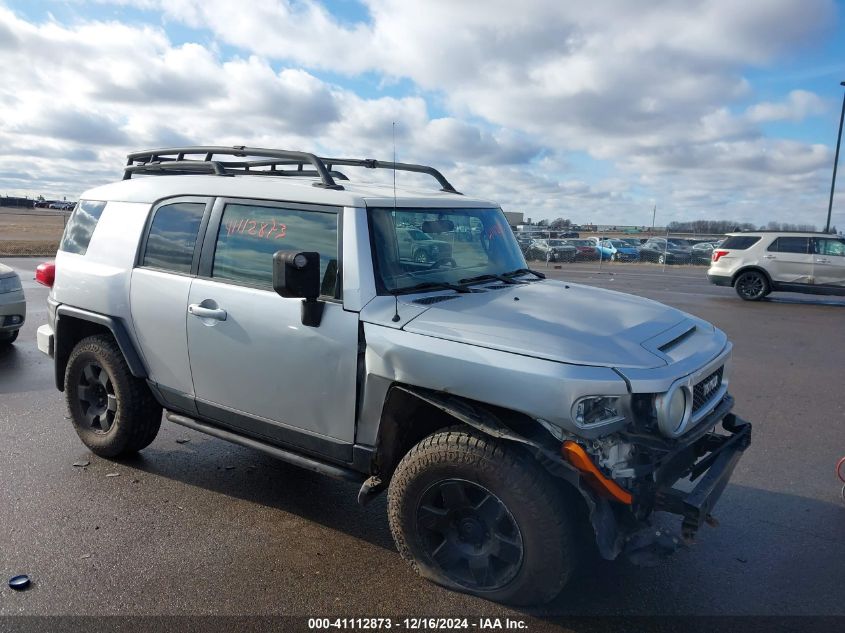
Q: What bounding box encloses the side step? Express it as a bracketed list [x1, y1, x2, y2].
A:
[165, 412, 365, 483]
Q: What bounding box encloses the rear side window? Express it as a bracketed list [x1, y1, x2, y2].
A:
[720, 236, 761, 250]
[211, 203, 339, 296]
[59, 200, 106, 255]
[141, 202, 206, 273]
[767, 237, 811, 254]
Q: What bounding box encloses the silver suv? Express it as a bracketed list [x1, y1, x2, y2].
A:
[37, 146, 750, 605]
[707, 232, 845, 300]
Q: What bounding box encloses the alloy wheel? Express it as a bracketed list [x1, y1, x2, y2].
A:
[416, 478, 524, 591]
[77, 362, 117, 433]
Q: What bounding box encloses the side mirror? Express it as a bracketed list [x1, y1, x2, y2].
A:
[273, 251, 324, 327]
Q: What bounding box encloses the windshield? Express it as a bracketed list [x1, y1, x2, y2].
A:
[609, 240, 627, 247]
[369, 207, 526, 293]
[548, 240, 569, 246]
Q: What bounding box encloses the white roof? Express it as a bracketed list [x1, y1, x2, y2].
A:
[80, 174, 497, 209]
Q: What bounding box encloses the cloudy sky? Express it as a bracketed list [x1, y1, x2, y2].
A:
[1, 0, 844, 227]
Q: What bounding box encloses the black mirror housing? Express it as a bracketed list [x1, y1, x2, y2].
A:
[272, 251, 324, 327]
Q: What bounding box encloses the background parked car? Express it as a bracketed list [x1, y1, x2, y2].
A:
[397, 227, 453, 265]
[567, 239, 600, 260]
[691, 242, 718, 264]
[0, 263, 26, 345]
[597, 239, 641, 262]
[639, 238, 693, 264]
[526, 238, 577, 262]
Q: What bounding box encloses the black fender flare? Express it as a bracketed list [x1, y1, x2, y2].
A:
[54, 305, 147, 391]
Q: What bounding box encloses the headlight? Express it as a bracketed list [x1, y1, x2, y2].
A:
[655, 385, 691, 437]
[0, 276, 22, 294]
[572, 396, 625, 427]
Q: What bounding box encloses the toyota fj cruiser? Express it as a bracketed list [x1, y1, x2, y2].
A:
[37, 146, 750, 605]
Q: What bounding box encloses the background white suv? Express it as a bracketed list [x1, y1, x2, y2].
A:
[708, 232, 845, 301]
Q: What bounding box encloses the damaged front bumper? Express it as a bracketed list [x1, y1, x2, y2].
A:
[652, 413, 751, 539]
[573, 399, 751, 563]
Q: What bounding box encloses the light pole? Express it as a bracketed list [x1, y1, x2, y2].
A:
[825, 81, 845, 233]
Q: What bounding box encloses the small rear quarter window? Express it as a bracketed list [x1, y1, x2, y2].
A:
[720, 236, 761, 250]
[59, 200, 107, 255]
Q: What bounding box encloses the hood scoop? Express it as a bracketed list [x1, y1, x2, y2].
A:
[658, 325, 696, 353]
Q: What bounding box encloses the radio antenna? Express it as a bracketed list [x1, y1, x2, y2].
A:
[391, 121, 401, 323]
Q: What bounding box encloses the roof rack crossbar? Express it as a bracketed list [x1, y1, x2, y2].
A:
[124, 161, 232, 178]
[125, 146, 344, 189]
[123, 146, 460, 193]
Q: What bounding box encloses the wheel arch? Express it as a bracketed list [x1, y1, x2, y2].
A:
[54, 306, 147, 391]
[368, 384, 579, 488]
[730, 266, 773, 288]
[372, 384, 622, 560]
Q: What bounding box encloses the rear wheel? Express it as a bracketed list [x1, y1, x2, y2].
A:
[734, 271, 769, 301]
[657, 254, 666, 264]
[388, 428, 581, 605]
[414, 249, 430, 264]
[65, 335, 162, 457]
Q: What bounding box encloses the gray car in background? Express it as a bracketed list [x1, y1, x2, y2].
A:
[0, 263, 25, 345]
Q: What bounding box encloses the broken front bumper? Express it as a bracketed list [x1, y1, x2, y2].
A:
[652, 412, 751, 539]
[575, 397, 752, 562]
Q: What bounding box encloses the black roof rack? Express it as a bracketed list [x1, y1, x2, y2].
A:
[123, 146, 461, 194]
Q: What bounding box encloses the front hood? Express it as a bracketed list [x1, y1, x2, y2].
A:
[399, 280, 693, 369]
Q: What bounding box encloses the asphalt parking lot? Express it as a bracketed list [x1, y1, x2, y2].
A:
[1, 257, 844, 628]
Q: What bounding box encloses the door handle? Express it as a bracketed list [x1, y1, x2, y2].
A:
[762, 255, 776, 259]
[188, 304, 227, 321]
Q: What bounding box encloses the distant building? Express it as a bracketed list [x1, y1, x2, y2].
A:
[0, 196, 35, 208]
[503, 211, 524, 228]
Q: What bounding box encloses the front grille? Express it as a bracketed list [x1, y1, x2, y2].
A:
[692, 366, 724, 413]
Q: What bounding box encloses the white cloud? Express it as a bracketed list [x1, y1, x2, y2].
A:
[0, 1, 842, 228]
[746, 90, 828, 123]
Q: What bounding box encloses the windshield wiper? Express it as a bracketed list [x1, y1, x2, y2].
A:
[393, 280, 472, 295]
[502, 268, 546, 280]
[458, 273, 524, 286]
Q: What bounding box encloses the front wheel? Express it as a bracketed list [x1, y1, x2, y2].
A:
[414, 250, 430, 264]
[657, 254, 666, 264]
[388, 429, 581, 605]
[65, 335, 162, 457]
[735, 271, 769, 301]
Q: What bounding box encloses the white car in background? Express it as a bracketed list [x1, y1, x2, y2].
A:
[708, 232, 845, 300]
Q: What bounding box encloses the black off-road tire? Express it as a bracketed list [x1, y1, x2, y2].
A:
[0, 329, 19, 345]
[387, 428, 581, 605]
[64, 335, 162, 457]
[734, 271, 769, 301]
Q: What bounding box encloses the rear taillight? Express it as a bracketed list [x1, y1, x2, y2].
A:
[712, 250, 729, 263]
[35, 261, 55, 287]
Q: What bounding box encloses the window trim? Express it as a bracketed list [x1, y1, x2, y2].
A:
[198, 196, 343, 301]
[135, 196, 214, 276]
